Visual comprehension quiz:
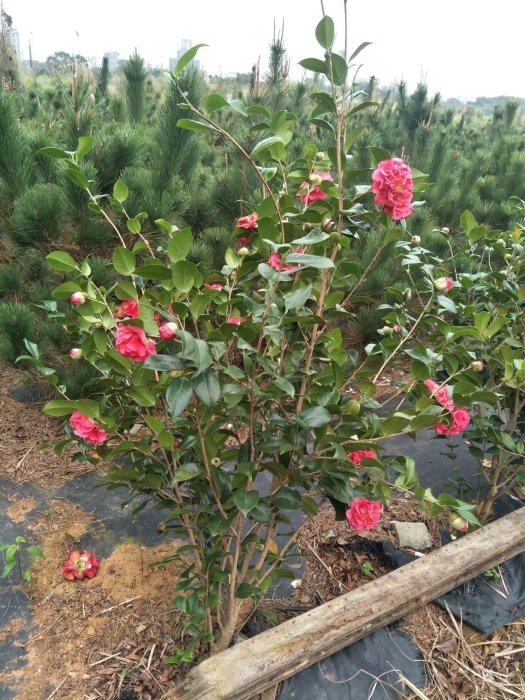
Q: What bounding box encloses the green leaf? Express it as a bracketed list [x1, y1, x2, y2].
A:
[225, 247, 241, 269]
[192, 370, 220, 408]
[460, 210, 476, 235]
[229, 99, 247, 116]
[315, 15, 335, 49]
[233, 490, 260, 516]
[166, 377, 193, 416]
[172, 260, 196, 292]
[46, 251, 78, 273]
[135, 263, 173, 281]
[284, 284, 312, 311]
[330, 54, 348, 86]
[251, 136, 285, 158]
[203, 92, 229, 112]
[310, 117, 335, 133]
[174, 43, 207, 76]
[168, 228, 193, 262]
[113, 179, 128, 203]
[285, 253, 334, 269]
[236, 582, 261, 599]
[143, 355, 184, 371]
[43, 400, 76, 417]
[250, 502, 272, 524]
[175, 462, 203, 482]
[344, 125, 367, 152]
[298, 57, 328, 76]
[437, 294, 457, 314]
[66, 163, 89, 189]
[348, 41, 372, 63]
[298, 406, 331, 427]
[37, 146, 69, 159]
[76, 136, 94, 160]
[176, 118, 218, 133]
[273, 376, 295, 397]
[51, 281, 82, 299]
[273, 487, 302, 510]
[291, 229, 330, 245]
[127, 218, 141, 234]
[112, 247, 136, 275]
[192, 339, 213, 372]
[347, 101, 378, 118]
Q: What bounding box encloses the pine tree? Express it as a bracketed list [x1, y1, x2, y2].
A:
[124, 50, 147, 124]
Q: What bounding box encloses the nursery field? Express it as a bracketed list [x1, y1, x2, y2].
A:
[1, 8, 525, 700]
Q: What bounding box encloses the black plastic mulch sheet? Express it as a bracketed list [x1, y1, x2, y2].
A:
[278, 626, 427, 700]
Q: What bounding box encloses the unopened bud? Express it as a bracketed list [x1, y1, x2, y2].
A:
[441, 227, 450, 234]
[450, 513, 468, 533]
[210, 457, 221, 467]
[238, 247, 250, 257]
[169, 369, 184, 378]
[309, 173, 323, 185]
[69, 348, 82, 360]
[411, 235, 421, 245]
[505, 253, 513, 260]
[315, 151, 325, 161]
[434, 277, 453, 293]
[70, 292, 87, 305]
[497, 238, 505, 246]
[471, 360, 484, 372]
[382, 326, 392, 335]
[393, 324, 401, 333]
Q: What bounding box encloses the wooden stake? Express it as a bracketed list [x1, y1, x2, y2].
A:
[163, 506, 525, 700]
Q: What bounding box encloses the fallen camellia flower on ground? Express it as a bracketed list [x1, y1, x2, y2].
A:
[62, 549, 99, 580]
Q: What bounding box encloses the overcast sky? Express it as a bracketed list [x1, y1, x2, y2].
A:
[6, 0, 525, 100]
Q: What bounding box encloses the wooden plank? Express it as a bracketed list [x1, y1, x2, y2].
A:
[163, 506, 525, 700]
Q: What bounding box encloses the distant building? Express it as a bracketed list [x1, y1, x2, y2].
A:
[106, 51, 120, 73]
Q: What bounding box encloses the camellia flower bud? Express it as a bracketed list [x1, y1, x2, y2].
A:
[450, 513, 468, 533]
[309, 173, 323, 185]
[471, 360, 484, 372]
[382, 326, 392, 335]
[315, 151, 325, 161]
[69, 348, 82, 360]
[434, 277, 453, 292]
[238, 247, 250, 257]
[70, 292, 87, 305]
[159, 322, 177, 340]
[393, 323, 401, 333]
[411, 235, 421, 245]
[211, 457, 221, 466]
[496, 238, 505, 246]
[441, 227, 450, 234]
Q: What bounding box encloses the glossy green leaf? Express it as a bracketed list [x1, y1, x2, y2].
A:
[233, 490, 260, 516]
[298, 57, 328, 76]
[113, 179, 128, 203]
[46, 251, 78, 273]
[284, 284, 312, 311]
[251, 136, 285, 158]
[37, 146, 69, 159]
[176, 118, 218, 133]
[143, 355, 184, 371]
[172, 260, 196, 292]
[168, 228, 193, 262]
[298, 406, 331, 427]
[285, 253, 334, 269]
[112, 247, 136, 275]
[192, 370, 220, 408]
[315, 15, 335, 49]
[174, 43, 207, 76]
[273, 487, 302, 510]
[76, 136, 94, 160]
[166, 377, 193, 416]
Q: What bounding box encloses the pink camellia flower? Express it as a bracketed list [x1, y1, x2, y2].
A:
[204, 283, 223, 291]
[268, 247, 304, 273]
[298, 171, 334, 205]
[228, 317, 241, 325]
[69, 348, 82, 360]
[114, 299, 139, 319]
[471, 360, 484, 372]
[450, 513, 469, 534]
[62, 549, 99, 581]
[238, 236, 252, 246]
[434, 277, 453, 293]
[434, 407, 471, 436]
[69, 411, 108, 445]
[115, 324, 156, 362]
[70, 292, 87, 305]
[237, 212, 259, 229]
[346, 498, 384, 532]
[348, 450, 378, 465]
[423, 379, 455, 411]
[371, 158, 414, 220]
[159, 321, 177, 340]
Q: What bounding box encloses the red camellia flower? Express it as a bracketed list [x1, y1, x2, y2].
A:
[346, 498, 384, 532]
[204, 283, 223, 291]
[434, 407, 471, 436]
[423, 379, 455, 411]
[227, 317, 241, 325]
[115, 324, 156, 362]
[348, 450, 378, 465]
[238, 236, 252, 246]
[62, 549, 99, 580]
[114, 299, 139, 319]
[434, 277, 454, 293]
[298, 171, 333, 205]
[371, 158, 414, 220]
[159, 321, 177, 340]
[69, 411, 108, 445]
[268, 247, 304, 272]
[237, 212, 259, 229]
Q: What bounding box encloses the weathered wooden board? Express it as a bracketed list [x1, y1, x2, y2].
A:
[163, 506, 525, 700]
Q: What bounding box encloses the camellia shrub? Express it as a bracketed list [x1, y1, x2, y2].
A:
[30, 15, 518, 659]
